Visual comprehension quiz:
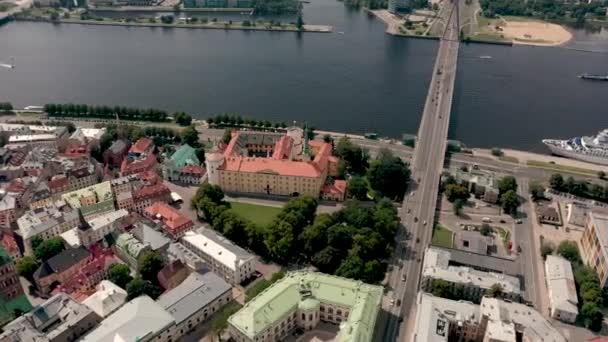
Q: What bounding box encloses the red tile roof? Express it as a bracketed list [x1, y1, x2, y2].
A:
[144, 202, 193, 236]
[133, 183, 170, 201]
[6, 180, 27, 194]
[52, 248, 116, 295]
[141, 170, 160, 184]
[129, 138, 154, 154]
[322, 180, 347, 195]
[181, 164, 205, 175]
[120, 154, 157, 176]
[1, 233, 19, 256]
[49, 175, 69, 192]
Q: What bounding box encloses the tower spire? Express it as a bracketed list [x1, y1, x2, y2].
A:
[303, 122, 310, 159]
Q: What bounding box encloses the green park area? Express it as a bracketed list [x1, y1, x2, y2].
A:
[431, 224, 453, 248]
[526, 160, 598, 177]
[0, 295, 33, 324]
[228, 202, 281, 227]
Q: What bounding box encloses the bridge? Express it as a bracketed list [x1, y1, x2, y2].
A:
[379, 2, 460, 341]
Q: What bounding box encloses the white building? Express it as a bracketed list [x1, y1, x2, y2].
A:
[545, 255, 579, 323]
[566, 202, 588, 228]
[421, 247, 521, 303]
[18, 205, 79, 255]
[181, 227, 256, 286]
[82, 280, 128, 318]
[413, 293, 481, 342]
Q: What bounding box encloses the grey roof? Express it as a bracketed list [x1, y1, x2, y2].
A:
[108, 140, 128, 154]
[34, 246, 91, 279]
[131, 222, 171, 251]
[435, 246, 520, 276]
[18, 206, 79, 239]
[81, 296, 175, 342]
[0, 195, 16, 211]
[158, 272, 231, 325]
[167, 242, 205, 271]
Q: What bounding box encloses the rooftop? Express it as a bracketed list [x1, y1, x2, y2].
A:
[61, 181, 113, 209]
[228, 271, 383, 342]
[18, 205, 79, 239]
[129, 137, 154, 154]
[414, 292, 480, 342]
[131, 222, 171, 251]
[545, 255, 578, 315]
[158, 272, 231, 325]
[108, 139, 129, 154]
[34, 246, 91, 279]
[169, 144, 200, 167]
[81, 295, 175, 342]
[589, 212, 608, 253]
[182, 227, 255, 271]
[82, 280, 128, 318]
[9, 134, 57, 143]
[87, 209, 129, 232]
[144, 202, 192, 234]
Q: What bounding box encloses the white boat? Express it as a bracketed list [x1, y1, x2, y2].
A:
[543, 129, 608, 166]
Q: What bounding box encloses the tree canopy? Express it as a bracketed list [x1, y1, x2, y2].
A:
[557, 240, 581, 264]
[346, 176, 368, 200]
[366, 152, 410, 200]
[498, 176, 518, 196]
[180, 125, 200, 147]
[34, 237, 65, 261]
[16, 256, 39, 282]
[334, 137, 369, 177]
[126, 278, 162, 300]
[138, 252, 165, 285]
[108, 264, 133, 289]
[499, 190, 520, 215]
[174, 112, 192, 126]
[444, 184, 469, 202]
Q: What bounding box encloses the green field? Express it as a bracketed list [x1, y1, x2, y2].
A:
[431, 224, 454, 248]
[526, 160, 598, 176]
[229, 202, 281, 227]
[0, 295, 33, 325]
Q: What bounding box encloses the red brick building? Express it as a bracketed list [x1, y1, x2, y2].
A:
[0, 247, 23, 300]
[144, 202, 193, 239]
[120, 153, 157, 176]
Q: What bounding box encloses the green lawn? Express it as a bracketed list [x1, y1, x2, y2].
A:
[526, 160, 598, 176]
[0, 295, 33, 325]
[495, 227, 511, 250]
[432, 224, 454, 248]
[228, 202, 281, 227]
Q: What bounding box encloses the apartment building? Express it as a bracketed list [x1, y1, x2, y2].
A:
[580, 211, 608, 288]
[545, 255, 579, 323]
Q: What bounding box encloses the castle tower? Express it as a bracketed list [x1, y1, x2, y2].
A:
[205, 152, 225, 186]
[302, 123, 311, 162]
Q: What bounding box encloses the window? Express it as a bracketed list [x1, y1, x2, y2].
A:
[301, 313, 305, 320]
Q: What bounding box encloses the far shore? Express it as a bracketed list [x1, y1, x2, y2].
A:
[89, 6, 254, 13]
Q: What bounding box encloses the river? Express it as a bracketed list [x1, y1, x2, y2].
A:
[0, 0, 607, 152]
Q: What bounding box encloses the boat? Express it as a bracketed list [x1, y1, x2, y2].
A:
[542, 129, 608, 166]
[578, 74, 608, 81]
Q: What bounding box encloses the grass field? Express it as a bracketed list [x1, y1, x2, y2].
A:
[526, 160, 598, 176]
[499, 155, 520, 164]
[228, 202, 281, 227]
[432, 224, 454, 248]
[0, 295, 33, 325]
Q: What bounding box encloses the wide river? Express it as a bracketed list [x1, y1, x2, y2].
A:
[1, 0, 607, 152]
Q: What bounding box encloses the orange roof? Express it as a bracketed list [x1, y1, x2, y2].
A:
[129, 138, 154, 154]
[1, 233, 18, 255]
[181, 164, 205, 175]
[133, 183, 170, 201]
[322, 180, 347, 195]
[145, 202, 192, 234]
[272, 136, 292, 160]
[223, 157, 322, 178]
[121, 154, 157, 175]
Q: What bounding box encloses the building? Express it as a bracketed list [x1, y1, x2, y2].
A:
[158, 260, 190, 291]
[536, 204, 562, 226]
[163, 144, 206, 185]
[1, 232, 21, 260]
[113, 232, 151, 269]
[158, 272, 232, 337]
[566, 202, 588, 228]
[128, 137, 155, 158]
[33, 246, 92, 294]
[0, 246, 23, 300]
[8, 133, 62, 148]
[205, 128, 343, 199]
[67, 166, 98, 191]
[53, 248, 118, 296]
[455, 230, 494, 255]
[144, 202, 194, 239]
[76, 209, 129, 246]
[580, 212, 608, 288]
[0, 292, 101, 342]
[228, 271, 383, 342]
[81, 295, 176, 342]
[421, 247, 521, 303]
[120, 153, 157, 176]
[0, 194, 16, 229]
[103, 139, 130, 168]
[131, 221, 171, 253]
[167, 242, 206, 272]
[181, 227, 256, 285]
[18, 205, 79, 256]
[545, 255, 578, 323]
[413, 292, 567, 342]
[82, 280, 128, 318]
[450, 168, 500, 204]
[132, 182, 171, 213]
[61, 181, 115, 219]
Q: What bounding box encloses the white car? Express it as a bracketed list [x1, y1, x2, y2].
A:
[423, 221, 427, 226]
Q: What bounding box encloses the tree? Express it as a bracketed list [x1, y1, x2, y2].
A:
[498, 176, 517, 196]
[499, 190, 520, 215]
[108, 264, 133, 289]
[367, 156, 410, 200]
[299, 213, 333, 257]
[174, 112, 192, 126]
[430, 279, 453, 299]
[180, 125, 199, 147]
[444, 184, 469, 202]
[549, 173, 564, 191]
[480, 223, 492, 236]
[34, 237, 65, 261]
[599, 171, 606, 180]
[30, 236, 43, 251]
[540, 241, 554, 259]
[529, 182, 545, 201]
[491, 148, 503, 157]
[194, 183, 225, 205]
[126, 278, 162, 300]
[487, 283, 503, 298]
[335, 254, 364, 280]
[296, 13, 304, 30]
[347, 176, 368, 200]
[322, 134, 333, 144]
[222, 128, 233, 144]
[138, 252, 164, 283]
[557, 240, 581, 263]
[452, 199, 464, 216]
[50, 11, 59, 21]
[16, 256, 39, 283]
[334, 137, 369, 176]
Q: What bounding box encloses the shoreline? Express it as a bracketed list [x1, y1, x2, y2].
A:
[15, 17, 332, 33]
[89, 6, 253, 12]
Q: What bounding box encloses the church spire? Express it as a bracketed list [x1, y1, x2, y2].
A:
[303, 122, 310, 158]
[77, 209, 91, 231]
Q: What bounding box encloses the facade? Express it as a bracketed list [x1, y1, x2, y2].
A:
[103, 139, 130, 168]
[580, 212, 608, 288]
[132, 182, 171, 213]
[158, 260, 190, 291]
[163, 144, 206, 184]
[61, 181, 115, 218]
[54, 248, 118, 296]
[413, 292, 567, 342]
[120, 153, 157, 176]
[33, 246, 92, 294]
[181, 227, 256, 285]
[82, 280, 128, 318]
[421, 247, 521, 303]
[0, 246, 23, 300]
[228, 271, 383, 342]
[67, 167, 98, 192]
[76, 209, 129, 246]
[158, 272, 232, 338]
[545, 255, 579, 323]
[81, 296, 176, 342]
[0, 292, 101, 342]
[144, 202, 194, 239]
[0, 195, 16, 229]
[18, 205, 79, 256]
[205, 128, 342, 199]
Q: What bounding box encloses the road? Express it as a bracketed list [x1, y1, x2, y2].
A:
[380, 2, 461, 341]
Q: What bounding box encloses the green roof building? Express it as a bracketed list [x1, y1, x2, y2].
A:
[61, 181, 115, 218]
[162, 144, 204, 184]
[227, 271, 383, 342]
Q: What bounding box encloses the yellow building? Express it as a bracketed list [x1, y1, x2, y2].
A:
[206, 128, 345, 200]
[580, 211, 608, 288]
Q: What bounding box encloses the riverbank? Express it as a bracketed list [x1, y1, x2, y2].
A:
[89, 5, 253, 12]
[369, 8, 440, 38]
[16, 16, 332, 33]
